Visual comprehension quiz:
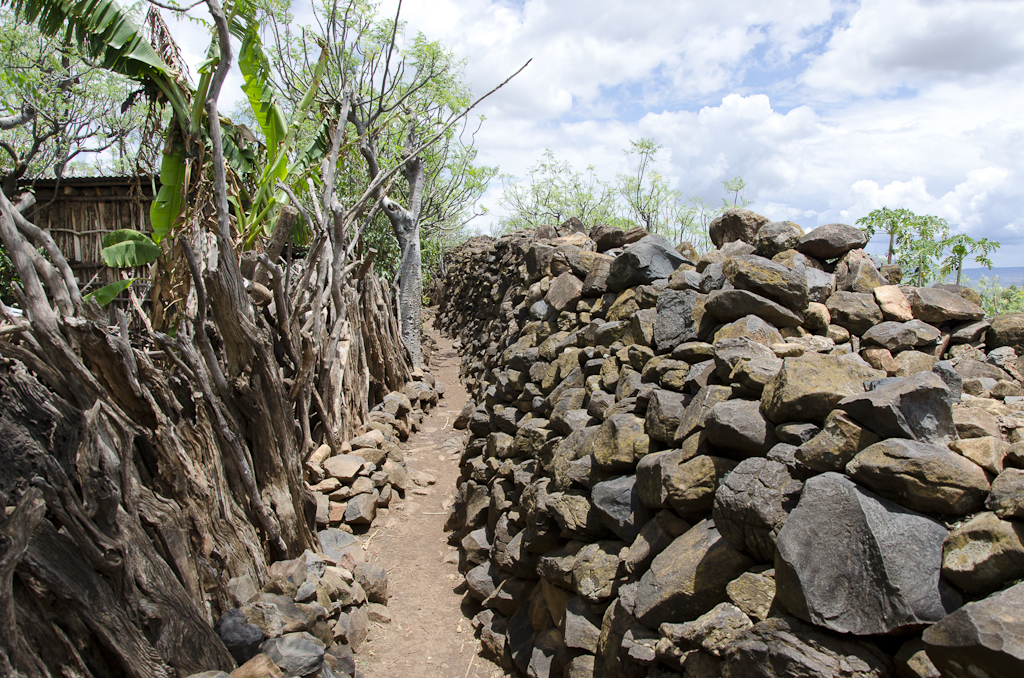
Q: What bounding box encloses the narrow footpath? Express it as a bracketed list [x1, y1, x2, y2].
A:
[358, 315, 504, 678]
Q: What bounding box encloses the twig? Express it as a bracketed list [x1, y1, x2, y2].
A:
[463, 653, 474, 678]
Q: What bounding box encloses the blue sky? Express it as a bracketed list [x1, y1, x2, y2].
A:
[168, 0, 1024, 266]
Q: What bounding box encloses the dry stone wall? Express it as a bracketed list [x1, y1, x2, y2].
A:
[437, 210, 1024, 678]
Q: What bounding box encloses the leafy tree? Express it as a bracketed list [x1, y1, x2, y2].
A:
[498, 149, 623, 231]
[857, 207, 950, 285]
[977, 276, 1024, 317]
[722, 176, 749, 208]
[616, 138, 679, 235]
[941, 233, 999, 285]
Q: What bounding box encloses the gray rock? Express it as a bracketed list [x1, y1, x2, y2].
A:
[713, 457, 803, 562]
[705, 289, 804, 328]
[846, 438, 990, 516]
[838, 371, 955, 444]
[545, 271, 584, 312]
[700, 261, 729, 293]
[608, 235, 688, 291]
[318, 529, 361, 564]
[796, 410, 880, 474]
[703, 399, 779, 458]
[805, 267, 836, 303]
[774, 422, 820, 445]
[591, 224, 627, 252]
[933, 360, 963, 400]
[922, 580, 1024, 678]
[645, 389, 690, 443]
[591, 475, 650, 542]
[573, 540, 625, 603]
[722, 616, 893, 678]
[261, 632, 325, 677]
[624, 509, 691, 574]
[709, 208, 770, 248]
[722, 255, 809, 312]
[942, 511, 1024, 594]
[797, 223, 869, 260]
[825, 291, 883, 336]
[775, 472, 958, 635]
[629, 519, 754, 628]
[754, 221, 805, 259]
[466, 561, 504, 601]
[907, 286, 985, 323]
[834, 248, 885, 293]
[862, 320, 941, 351]
[987, 468, 1024, 518]
[343, 490, 379, 524]
[215, 609, 265, 665]
[761, 353, 883, 425]
[654, 289, 699, 351]
[563, 596, 603, 653]
[662, 602, 753, 658]
[353, 562, 388, 604]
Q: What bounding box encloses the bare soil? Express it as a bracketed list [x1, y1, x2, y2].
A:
[358, 316, 506, 678]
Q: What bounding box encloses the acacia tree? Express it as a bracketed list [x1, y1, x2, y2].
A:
[256, 0, 512, 367]
[857, 207, 961, 286]
[0, 6, 156, 194]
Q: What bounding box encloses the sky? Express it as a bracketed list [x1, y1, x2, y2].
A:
[166, 0, 1024, 267]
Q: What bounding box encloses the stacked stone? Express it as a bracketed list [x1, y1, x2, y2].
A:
[436, 209, 1024, 678]
[187, 377, 441, 678]
[306, 378, 442, 530]
[190, 544, 390, 678]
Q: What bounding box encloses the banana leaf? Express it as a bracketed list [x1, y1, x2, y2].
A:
[150, 147, 186, 243]
[100, 230, 162, 268]
[84, 278, 136, 307]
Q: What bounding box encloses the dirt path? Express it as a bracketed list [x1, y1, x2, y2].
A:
[358, 316, 504, 678]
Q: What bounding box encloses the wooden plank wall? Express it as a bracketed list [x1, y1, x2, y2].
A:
[27, 178, 156, 293]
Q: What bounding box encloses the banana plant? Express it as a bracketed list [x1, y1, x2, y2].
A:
[234, 22, 331, 245]
[85, 229, 163, 306]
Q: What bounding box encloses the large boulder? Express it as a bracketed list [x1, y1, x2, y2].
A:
[987, 313, 1024, 351]
[704, 289, 804, 327]
[941, 511, 1024, 594]
[709, 208, 770, 248]
[825, 291, 883, 336]
[761, 353, 884, 425]
[797, 223, 868, 260]
[703, 399, 779, 458]
[722, 616, 894, 678]
[861, 320, 941, 352]
[653, 289, 699, 351]
[906, 287, 985, 323]
[838, 371, 956, 445]
[544, 271, 584, 312]
[835, 248, 886, 293]
[922, 581, 1024, 678]
[607, 235, 687, 291]
[846, 438, 990, 515]
[591, 475, 650, 542]
[775, 472, 959, 635]
[722, 255, 809, 312]
[627, 519, 753, 628]
[713, 457, 803, 562]
[753, 220, 804, 259]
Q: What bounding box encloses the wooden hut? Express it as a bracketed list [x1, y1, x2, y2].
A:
[22, 176, 158, 291]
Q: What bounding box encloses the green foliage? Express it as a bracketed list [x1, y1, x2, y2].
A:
[100, 229, 162, 268]
[0, 242, 16, 305]
[498, 142, 745, 253]
[857, 207, 950, 285]
[941, 234, 999, 286]
[857, 206, 1000, 287]
[976, 276, 1024, 318]
[84, 278, 136, 307]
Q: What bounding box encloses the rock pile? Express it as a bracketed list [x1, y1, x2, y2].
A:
[436, 209, 1024, 678]
[186, 377, 442, 678]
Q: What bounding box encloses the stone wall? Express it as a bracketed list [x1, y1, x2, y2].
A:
[437, 211, 1024, 678]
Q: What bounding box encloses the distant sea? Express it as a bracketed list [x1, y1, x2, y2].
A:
[959, 268, 1024, 288]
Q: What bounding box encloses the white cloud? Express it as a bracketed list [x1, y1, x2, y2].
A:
[151, 0, 1024, 265]
[803, 0, 1024, 95]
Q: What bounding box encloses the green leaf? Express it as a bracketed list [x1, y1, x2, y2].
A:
[150, 148, 186, 243]
[100, 231, 161, 268]
[238, 25, 287, 174]
[2, 0, 193, 126]
[84, 278, 135, 307]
